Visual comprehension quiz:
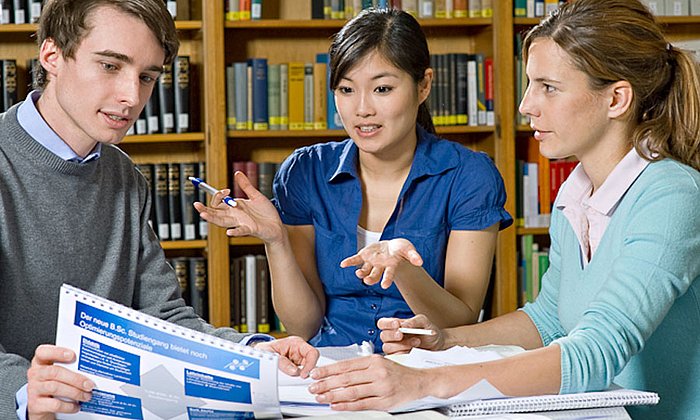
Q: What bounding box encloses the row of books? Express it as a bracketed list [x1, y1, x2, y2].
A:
[518, 236, 549, 309]
[231, 160, 281, 200]
[513, 0, 566, 18]
[311, 0, 493, 20]
[515, 137, 578, 228]
[641, 0, 700, 15]
[225, 52, 494, 132]
[514, 0, 700, 17]
[515, 158, 578, 229]
[224, 0, 263, 21]
[0, 0, 42, 24]
[230, 254, 283, 334]
[127, 56, 192, 135]
[514, 33, 530, 127]
[170, 257, 209, 321]
[0, 59, 17, 112]
[226, 55, 342, 132]
[137, 161, 209, 241]
[164, 0, 193, 21]
[430, 52, 494, 127]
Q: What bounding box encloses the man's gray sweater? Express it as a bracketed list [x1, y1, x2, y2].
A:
[0, 104, 245, 417]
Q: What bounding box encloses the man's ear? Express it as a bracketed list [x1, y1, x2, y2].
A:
[418, 68, 433, 104]
[38, 38, 62, 79]
[607, 80, 633, 119]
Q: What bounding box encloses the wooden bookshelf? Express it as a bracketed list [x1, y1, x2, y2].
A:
[7, 1, 694, 329]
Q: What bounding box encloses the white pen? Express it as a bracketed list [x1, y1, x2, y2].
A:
[188, 176, 237, 207]
[398, 327, 436, 336]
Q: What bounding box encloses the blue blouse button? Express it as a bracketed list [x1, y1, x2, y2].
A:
[368, 329, 375, 335]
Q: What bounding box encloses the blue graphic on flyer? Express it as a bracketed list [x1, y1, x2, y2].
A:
[187, 407, 255, 419]
[73, 301, 260, 379]
[184, 368, 252, 403]
[80, 389, 143, 420]
[78, 336, 140, 385]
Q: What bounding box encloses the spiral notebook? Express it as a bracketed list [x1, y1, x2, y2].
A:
[443, 388, 659, 417]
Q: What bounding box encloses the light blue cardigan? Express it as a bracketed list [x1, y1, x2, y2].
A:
[522, 158, 700, 420]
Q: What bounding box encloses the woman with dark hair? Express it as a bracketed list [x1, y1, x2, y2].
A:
[196, 8, 511, 349]
[308, 1, 700, 418]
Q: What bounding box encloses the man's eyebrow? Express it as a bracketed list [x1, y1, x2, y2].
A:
[93, 50, 164, 73]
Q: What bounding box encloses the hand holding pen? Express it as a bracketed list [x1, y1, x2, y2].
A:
[188, 177, 237, 207]
[378, 315, 445, 355]
[192, 171, 286, 244]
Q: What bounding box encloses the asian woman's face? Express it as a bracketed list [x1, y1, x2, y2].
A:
[333, 51, 431, 158]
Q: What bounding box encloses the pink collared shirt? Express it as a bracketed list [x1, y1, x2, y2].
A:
[555, 148, 649, 267]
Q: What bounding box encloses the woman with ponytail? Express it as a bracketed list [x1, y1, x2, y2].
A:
[307, 2, 699, 418]
[196, 8, 511, 349]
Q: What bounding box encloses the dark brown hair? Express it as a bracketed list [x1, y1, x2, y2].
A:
[524, 0, 700, 171]
[34, 0, 179, 89]
[329, 8, 435, 134]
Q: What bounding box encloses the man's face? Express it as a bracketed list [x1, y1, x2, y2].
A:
[38, 5, 165, 157]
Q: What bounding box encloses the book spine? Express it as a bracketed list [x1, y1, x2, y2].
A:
[476, 53, 486, 126]
[136, 163, 156, 230]
[232, 161, 247, 198]
[279, 63, 289, 130]
[153, 163, 170, 240]
[166, 0, 176, 18]
[158, 63, 175, 134]
[466, 55, 478, 127]
[179, 162, 197, 240]
[287, 62, 305, 130]
[485, 57, 494, 126]
[315, 53, 342, 130]
[303, 63, 314, 130]
[246, 63, 253, 130]
[173, 55, 190, 133]
[1, 59, 17, 112]
[453, 0, 466, 17]
[481, 0, 492, 17]
[167, 163, 183, 240]
[256, 255, 270, 333]
[249, 58, 269, 130]
[11, 0, 25, 23]
[455, 53, 468, 125]
[267, 63, 281, 130]
[239, 0, 251, 20]
[188, 257, 208, 321]
[175, 0, 190, 20]
[312, 62, 327, 130]
[26, 0, 41, 23]
[231, 257, 243, 331]
[469, 0, 481, 17]
[225, 0, 240, 21]
[257, 162, 276, 199]
[0, 1, 10, 24]
[196, 161, 208, 239]
[418, 0, 433, 18]
[447, 53, 457, 125]
[171, 257, 189, 305]
[226, 65, 237, 130]
[145, 87, 160, 134]
[233, 62, 248, 130]
[311, 0, 325, 19]
[251, 0, 262, 19]
[245, 255, 257, 333]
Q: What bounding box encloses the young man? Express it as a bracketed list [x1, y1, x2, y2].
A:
[0, 1, 317, 418]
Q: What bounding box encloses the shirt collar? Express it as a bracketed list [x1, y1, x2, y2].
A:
[17, 90, 102, 163]
[557, 148, 649, 215]
[327, 125, 459, 183]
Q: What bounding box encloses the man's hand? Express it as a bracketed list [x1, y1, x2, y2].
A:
[254, 336, 320, 378]
[27, 345, 94, 420]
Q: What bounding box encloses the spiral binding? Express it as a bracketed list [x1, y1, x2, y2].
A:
[61, 283, 278, 361]
[446, 389, 659, 416]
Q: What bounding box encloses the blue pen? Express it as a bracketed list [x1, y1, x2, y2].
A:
[188, 176, 237, 207]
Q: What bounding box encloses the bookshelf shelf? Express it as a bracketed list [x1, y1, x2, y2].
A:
[0, 23, 36, 33]
[123, 132, 205, 144]
[229, 237, 264, 246]
[517, 227, 549, 236]
[161, 240, 207, 250]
